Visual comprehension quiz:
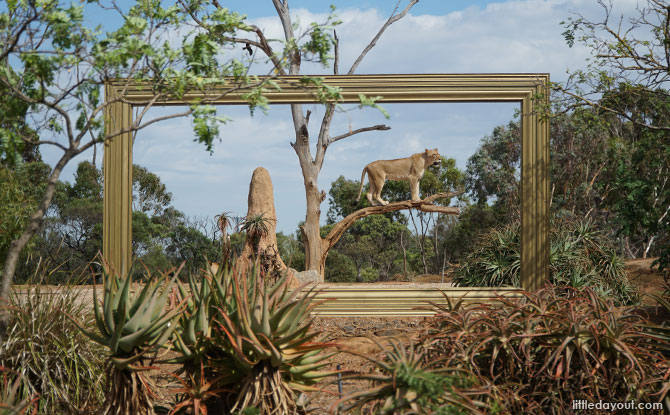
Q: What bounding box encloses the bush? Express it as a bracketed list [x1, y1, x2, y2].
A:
[0, 270, 105, 414]
[337, 338, 486, 415]
[168, 261, 337, 415]
[452, 216, 639, 305]
[419, 286, 670, 414]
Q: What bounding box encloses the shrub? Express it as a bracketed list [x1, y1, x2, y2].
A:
[0, 269, 105, 414]
[452, 216, 639, 305]
[168, 262, 337, 415]
[336, 338, 487, 415]
[70, 259, 182, 415]
[420, 286, 670, 414]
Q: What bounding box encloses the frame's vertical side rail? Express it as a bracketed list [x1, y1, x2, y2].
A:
[536, 77, 550, 290]
[103, 84, 133, 276]
[520, 94, 535, 290]
[520, 78, 550, 291]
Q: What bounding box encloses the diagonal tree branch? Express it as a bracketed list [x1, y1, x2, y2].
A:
[348, 0, 419, 75]
[329, 124, 391, 145]
[322, 191, 462, 254]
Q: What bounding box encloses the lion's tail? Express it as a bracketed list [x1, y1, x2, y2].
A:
[354, 167, 367, 204]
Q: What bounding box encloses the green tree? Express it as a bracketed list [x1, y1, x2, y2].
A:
[276, 231, 305, 272]
[601, 90, 670, 263]
[439, 203, 501, 266]
[12, 162, 220, 282]
[326, 175, 369, 223]
[165, 221, 220, 276]
[556, 0, 670, 269]
[358, 215, 407, 281]
[549, 109, 613, 219]
[0, 64, 41, 168]
[0, 163, 49, 274]
[465, 121, 520, 216]
[0, 0, 282, 338]
[557, 0, 670, 132]
[132, 165, 172, 217]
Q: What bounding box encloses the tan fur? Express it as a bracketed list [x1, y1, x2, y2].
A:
[355, 148, 441, 206]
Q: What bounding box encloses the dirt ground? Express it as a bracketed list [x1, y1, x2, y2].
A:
[625, 257, 668, 304]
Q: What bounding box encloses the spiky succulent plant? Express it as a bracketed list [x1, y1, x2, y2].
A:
[210, 264, 337, 415]
[335, 338, 482, 415]
[171, 266, 219, 366]
[69, 259, 183, 415]
[168, 264, 230, 414]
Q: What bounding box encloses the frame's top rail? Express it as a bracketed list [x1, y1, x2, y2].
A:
[106, 73, 550, 106]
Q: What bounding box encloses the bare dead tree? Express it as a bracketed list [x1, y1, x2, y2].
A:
[192, 0, 419, 279]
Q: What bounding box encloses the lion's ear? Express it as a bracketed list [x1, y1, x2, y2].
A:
[424, 148, 429, 153]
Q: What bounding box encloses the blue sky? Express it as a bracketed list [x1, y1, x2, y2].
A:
[45, 0, 641, 234]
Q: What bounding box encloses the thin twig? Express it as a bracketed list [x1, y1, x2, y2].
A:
[348, 0, 418, 75]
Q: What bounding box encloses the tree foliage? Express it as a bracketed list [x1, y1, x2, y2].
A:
[11, 161, 221, 283]
[557, 0, 670, 131]
[555, 0, 670, 269]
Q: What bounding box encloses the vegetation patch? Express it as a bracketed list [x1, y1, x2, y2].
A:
[453, 216, 639, 305]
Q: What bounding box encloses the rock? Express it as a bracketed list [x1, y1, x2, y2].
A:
[234, 167, 298, 288]
[342, 325, 356, 334]
[293, 270, 321, 287]
[285, 268, 300, 290]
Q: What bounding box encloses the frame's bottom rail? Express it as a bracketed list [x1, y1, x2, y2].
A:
[308, 285, 521, 316]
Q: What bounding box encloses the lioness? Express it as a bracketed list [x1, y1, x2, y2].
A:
[355, 148, 441, 206]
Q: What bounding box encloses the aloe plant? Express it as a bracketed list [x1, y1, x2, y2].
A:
[169, 263, 232, 413]
[69, 259, 184, 415]
[420, 286, 670, 414]
[171, 266, 219, 366]
[240, 214, 272, 254]
[168, 362, 226, 415]
[210, 264, 337, 415]
[335, 339, 483, 415]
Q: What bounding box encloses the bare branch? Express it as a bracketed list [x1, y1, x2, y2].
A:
[273, 0, 300, 74]
[330, 124, 391, 144]
[333, 30, 339, 75]
[348, 0, 418, 75]
[555, 85, 670, 131]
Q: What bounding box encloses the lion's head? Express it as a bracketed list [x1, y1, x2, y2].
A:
[425, 148, 441, 167]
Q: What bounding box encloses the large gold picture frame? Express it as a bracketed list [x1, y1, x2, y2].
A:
[103, 74, 549, 316]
